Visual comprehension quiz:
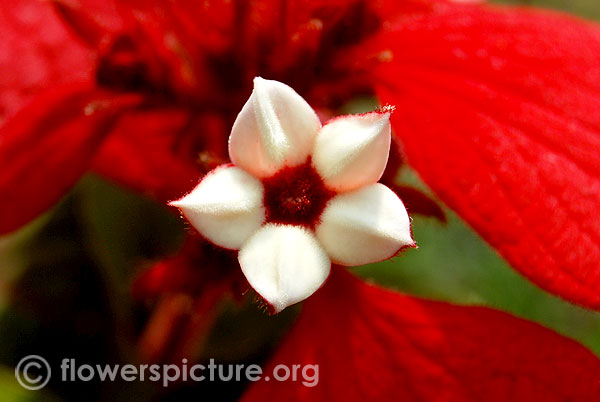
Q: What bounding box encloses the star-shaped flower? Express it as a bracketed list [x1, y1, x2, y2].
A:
[171, 77, 414, 312]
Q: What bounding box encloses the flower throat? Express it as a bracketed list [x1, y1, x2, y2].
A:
[262, 160, 334, 228]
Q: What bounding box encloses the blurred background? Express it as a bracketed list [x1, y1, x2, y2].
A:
[1, 0, 600, 401]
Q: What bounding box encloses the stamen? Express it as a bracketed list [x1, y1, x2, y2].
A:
[262, 159, 334, 228]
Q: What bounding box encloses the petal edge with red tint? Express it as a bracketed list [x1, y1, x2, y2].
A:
[242, 269, 600, 402]
[373, 4, 600, 308]
[0, 83, 142, 235]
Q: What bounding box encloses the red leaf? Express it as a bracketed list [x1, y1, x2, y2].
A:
[0, 0, 93, 120]
[242, 269, 600, 401]
[373, 5, 600, 308]
[0, 83, 142, 234]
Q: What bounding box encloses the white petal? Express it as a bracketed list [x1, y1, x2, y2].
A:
[228, 77, 322, 178]
[312, 112, 391, 192]
[316, 183, 413, 266]
[238, 224, 331, 313]
[170, 166, 265, 249]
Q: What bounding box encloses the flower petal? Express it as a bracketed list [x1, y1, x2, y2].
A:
[316, 183, 413, 266]
[228, 77, 322, 178]
[372, 4, 600, 308]
[170, 166, 265, 249]
[241, 269, 600, 402]
[312, 112, 391, 192]
[238, 224, 330, 313]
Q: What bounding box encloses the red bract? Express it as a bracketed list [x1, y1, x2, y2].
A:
[0, 83, 142, 233]
[1, 0, 600, 400]
[243, 269, 600, 401]
[0, 0, 94, 118]
[370, 4, 600, 309]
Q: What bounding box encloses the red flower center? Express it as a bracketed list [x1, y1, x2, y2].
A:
[262, 160, 334, 228]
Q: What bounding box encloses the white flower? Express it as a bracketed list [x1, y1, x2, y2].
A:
[171, 77, 414, 313]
